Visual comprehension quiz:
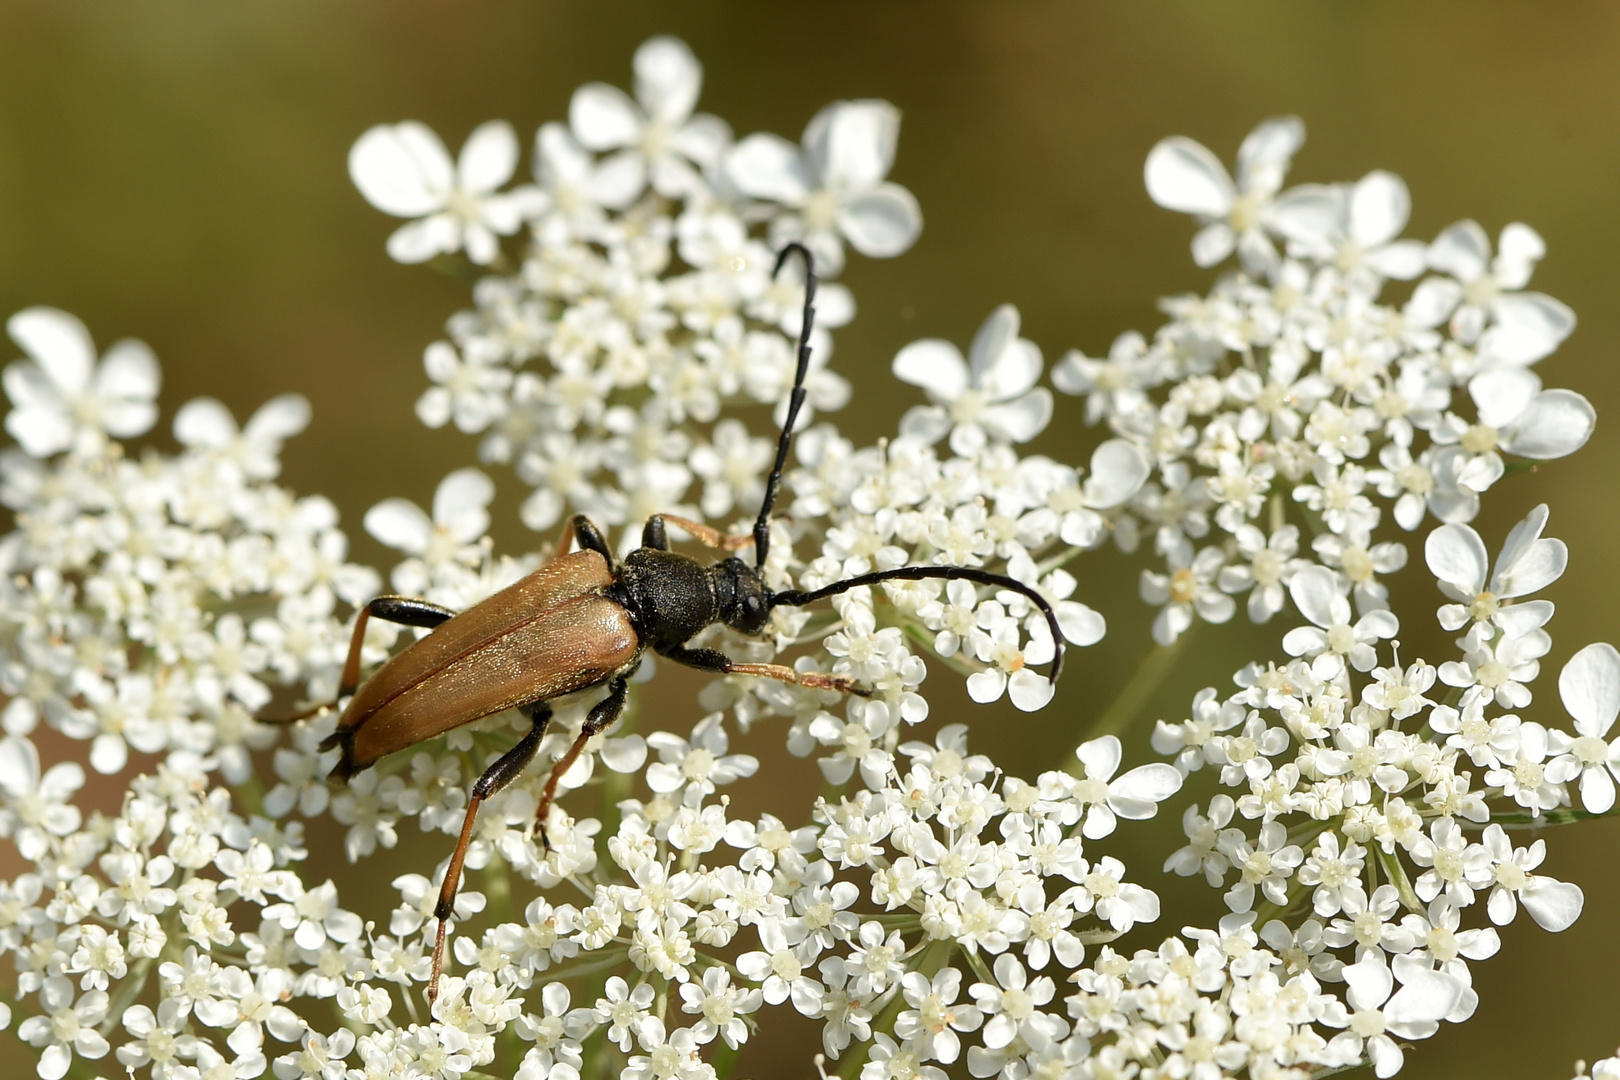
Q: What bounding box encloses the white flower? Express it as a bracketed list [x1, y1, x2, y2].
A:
[1552, 642, 1620, 813]
[416, 340, 513, 434]
[173, 393, 311, 480]
[1274, 170, 1427, 284]
[0, 736, 84, 861]
[1282, 566, 1398, 677]
[4, 307, 159, 457]
[364, 466, 494, 596]
[568, 35, 730, 199]
[1071, 735, 1183, 839]
[1140, 538, 1234, 646]
[1425, 503, 1564, 646]
[1328, 955, 1465, 1078]
[1472, 825, 1584, 932]
[1143, 115, 1333, 272]
[968, 954, 1066, 1053]
[645, 713, 758, 797]
[893, 967, 982, 1064]
[349, 120, 532, 264]
[1423, 219, 1574, 361]
[891, 305, 1053, 456]
[726, 99, 922, 274]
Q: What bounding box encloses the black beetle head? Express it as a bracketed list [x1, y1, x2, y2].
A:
[712, 557, 773, 636]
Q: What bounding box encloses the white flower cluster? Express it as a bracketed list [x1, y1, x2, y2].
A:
[0, 37, 1609, 1080]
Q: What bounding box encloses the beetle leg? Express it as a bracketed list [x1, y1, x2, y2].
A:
[261, 596, 457, 724]
[557, 513, 615, 568]
[654, 514, 755, 551]
[428, 699, 552, 1003]
[658, 644, 871, 696]
[535, 675, 629, 849]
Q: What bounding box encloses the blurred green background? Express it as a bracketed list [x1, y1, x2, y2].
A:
[2, 2, 1619, 1076]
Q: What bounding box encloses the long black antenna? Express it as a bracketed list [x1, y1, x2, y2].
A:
[772, 566, 1066, 685]
[753, 242, 818, 568]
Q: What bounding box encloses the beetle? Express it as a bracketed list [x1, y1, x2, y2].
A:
[274, 243, 1066, 999]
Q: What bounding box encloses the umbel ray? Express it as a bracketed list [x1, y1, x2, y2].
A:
[268, 242, 1067, 1000]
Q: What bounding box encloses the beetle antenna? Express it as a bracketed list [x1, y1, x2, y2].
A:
[753, 241, 818, 569]
[772, 566, 1067, 685]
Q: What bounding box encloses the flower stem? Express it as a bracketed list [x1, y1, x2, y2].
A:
[1071, 626, 1196, 759]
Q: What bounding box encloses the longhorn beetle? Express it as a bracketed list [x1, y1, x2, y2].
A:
[275, 243, 1066, 1000]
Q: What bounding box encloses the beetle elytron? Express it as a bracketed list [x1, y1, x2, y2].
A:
[274, 243, 1066, 999]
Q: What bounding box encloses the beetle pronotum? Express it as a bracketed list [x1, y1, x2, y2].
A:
[275, 243, 1066, 1000]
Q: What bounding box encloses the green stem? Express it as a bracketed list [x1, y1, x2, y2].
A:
[1070, 627, 1196, 760]
[1490, 806, 1613, 828]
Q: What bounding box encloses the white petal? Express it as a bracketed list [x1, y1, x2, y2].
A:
[1406, 277, 1463, 328]
[1144, 136, 1235, 216]
[966, 669, 1006, 704]
[1469, 367, 1540, 428]
[434, 468, 495, 540]
[98, 400, 157, 439]
[1057, 601, 1105, 646]
[966, 305, 1021, 388]
[1559, 643, 1620, 738]
[836, 183, 921, 258]
[0, 735, 39, 796]
[569, 83, 642, 151]
[386, 215, 457, 263]
[95, 339, 161, 402]
[1428, 219, 1490, 281]
[1364, 240, 1427, 280]
[1234, 116, 1305, 194]
[1288, 565, 1340, 629]
[244, 394, 312, 444]
[1084, 440, 1151, 509]
[8, 307, 96, 393]
[634, 36, 702, 125]
[1424, 523, 1488, 594]
[349, 122, 453, 217]
[1191, 222, 1236, 267]
[982, 391, 1052, 443]
[1494, 222, 1546, 289]
[456, 120, 520, 194]
[1075, 734, 1122, 782]
[535, 122, 590, 185]
[1268, 183, 1342, 246]
[1520, 877, 1583, 932]
[1108, 763, 1182, 816]
[1349, 170, 1410, 247]
[591, 149, 649, 209]
[1480, 292, 1576, 365]
[3, 397, 72, 457]
[725, 133, 811, 204]
[671, 113, 731, 169]
[1008, 669, 1055, 712]
[173, 397, 238, 448]
[364, 498, 433, 554]
[1494, 538, 1565, 599]
[891, 340, 968, 400]
[1385, 969, 1463, 1025]
[1501, 389, 1594, 459]
[599, 734, 648, 774]
[805, 100, 899, 191]
[1580, 766, 1616, 814]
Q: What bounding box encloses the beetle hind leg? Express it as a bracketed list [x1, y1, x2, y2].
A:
[535, 675, 629, 850]
[660, 643, 871, 697]
[258, 596, 457, 724]
[427, 699, 553, 1003]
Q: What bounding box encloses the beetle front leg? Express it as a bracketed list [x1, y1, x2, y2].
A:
[659, 644, 871, 696]
[261, 595, 457, 724]
[649, 513, 754, 552]
[428, 699, 552, 1003]
[535, 675, 629, 849]
[557, 513, 615, 568]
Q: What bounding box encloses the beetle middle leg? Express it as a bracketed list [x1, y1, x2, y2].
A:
[428, 698, 552, 1002]
[659, 644, 871, 696]
[262, 595, 457, 724]
[534, 674, 629, 849]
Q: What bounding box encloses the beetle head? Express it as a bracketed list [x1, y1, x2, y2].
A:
[712, 557, 773, 636]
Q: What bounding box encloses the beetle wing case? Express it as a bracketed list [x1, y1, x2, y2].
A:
[336, 550, 639, 772]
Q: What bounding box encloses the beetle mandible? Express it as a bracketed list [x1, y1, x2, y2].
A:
[273, 243, 1067, 1000]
